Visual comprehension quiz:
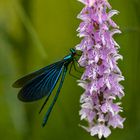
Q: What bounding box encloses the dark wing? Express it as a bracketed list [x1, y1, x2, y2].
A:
[12, 61, 61, 88]
[17, 60, 65, 102]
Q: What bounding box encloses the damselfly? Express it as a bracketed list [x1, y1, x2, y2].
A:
[12, 48, 81, 127]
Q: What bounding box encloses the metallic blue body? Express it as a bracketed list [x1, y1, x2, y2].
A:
[64, 55, 72, 60]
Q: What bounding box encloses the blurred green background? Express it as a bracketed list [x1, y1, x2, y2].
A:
[0, 0, 140, 140]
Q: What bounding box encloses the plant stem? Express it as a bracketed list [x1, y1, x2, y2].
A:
[96, 137, 106, 140]
[11, 0, 47, 59]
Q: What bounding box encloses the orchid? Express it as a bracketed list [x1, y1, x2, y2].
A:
[76, 0, 125, 138]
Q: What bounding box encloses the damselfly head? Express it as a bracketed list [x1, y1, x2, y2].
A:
[70, 48, 76, 55]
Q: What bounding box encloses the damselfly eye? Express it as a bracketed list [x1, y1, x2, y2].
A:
[70, 48, 76, 54]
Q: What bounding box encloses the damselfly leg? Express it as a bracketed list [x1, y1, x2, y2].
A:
[69, 61, 80, 79]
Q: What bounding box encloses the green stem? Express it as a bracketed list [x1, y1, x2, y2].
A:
[11, 0, 47, 59]
[96, 137, 106, 140]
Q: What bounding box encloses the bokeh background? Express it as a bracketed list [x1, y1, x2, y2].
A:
[0, 0, 140, 140]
